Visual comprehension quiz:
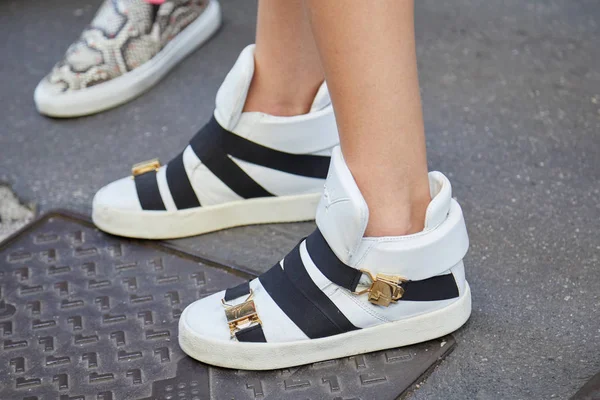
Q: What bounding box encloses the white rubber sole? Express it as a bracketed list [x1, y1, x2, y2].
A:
[179, 283, 472, 370]
[92, 192, 322, 239]
[34, 0, 222, 118]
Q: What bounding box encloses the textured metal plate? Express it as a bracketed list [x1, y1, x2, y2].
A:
[0, 211, 456, 400]
[571, 372, 600, 400]
[210, 338, 455, 400]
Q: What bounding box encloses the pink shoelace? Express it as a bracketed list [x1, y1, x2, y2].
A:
[144, 0, 165, 4]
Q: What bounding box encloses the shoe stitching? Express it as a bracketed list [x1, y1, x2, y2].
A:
[352, 240, 375, 270]
[324, 197, 350, 209]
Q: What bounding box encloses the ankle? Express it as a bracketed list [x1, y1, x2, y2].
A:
[243, 96, 313, 117]
[242, 59, 323, 117]
[364, 192, 431, 237]
[243, 76, 321, 116]
[349, 163, 431, 237]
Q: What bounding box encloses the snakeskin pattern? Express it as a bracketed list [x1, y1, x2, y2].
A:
[46, 0, 207, 92]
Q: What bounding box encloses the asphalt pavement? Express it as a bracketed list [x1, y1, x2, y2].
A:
[1, 0, 599, 398]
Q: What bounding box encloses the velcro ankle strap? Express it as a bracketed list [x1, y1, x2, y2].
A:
[305, 229, 460, 302]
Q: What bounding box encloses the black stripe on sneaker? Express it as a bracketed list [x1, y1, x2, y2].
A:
[402, 274, 459, 301]
[260, 261, 347, 339]
[305, 229, 362, 292]
[190, 118, 273, 199]
[224, 281, 251, 302]
[166, 152, 201, 210]
[283, 243, 358, 333]
[216, 121, 331, 179]
[235, 324, 267, 343]
[192, 116, 331, 178]
[134, 171, 166, 211]
[306, 228, 460, 302]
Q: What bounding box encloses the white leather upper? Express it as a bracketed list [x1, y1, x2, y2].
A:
[156, 165, 177, 211]
[181, 144, 470, 344]
[214, 45, 255, 132]
[214, 44, 337, 155]
[351, 200, 469, 280]
[231, 110, 338, 155]
[184, 277, 309, 344]
[93, 44, 339, 212]
[231, 157, 328, 196]
[93, 176, 142, 211]
[317, 147, 469, 280]
[183, 145, 244, 206]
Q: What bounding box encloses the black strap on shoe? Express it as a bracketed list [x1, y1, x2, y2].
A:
[189, 117, 332, 197]
[134, 171, 166, 211]
[224, 281, 251, 302]
[189, 118, 273, 199]
[222, 229, 459, 343]
[166, 152, 201, 209]
[305, 229, 363, 292]
[222, 281, 267, 343]
[305, 229, 460, 302]
[259, 242, 358, 339]
[235, 324, 267, 343]
[134, 116, 332, 211]
[210, 118, 331, 179]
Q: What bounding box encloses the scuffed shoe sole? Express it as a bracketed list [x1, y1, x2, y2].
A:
[178, 283, 471, 370]
[92, 192, 321, 239]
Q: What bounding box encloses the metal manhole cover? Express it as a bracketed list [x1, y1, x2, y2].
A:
[0, 211, 455, 400]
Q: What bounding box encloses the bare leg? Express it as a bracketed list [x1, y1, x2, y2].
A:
[243, 0, 324, 116]
[305, 0, 430, 236]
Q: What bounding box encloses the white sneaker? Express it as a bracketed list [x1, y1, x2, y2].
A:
[178, 146, 472, 370]
[34, 0, 221, 117]
[92, 45, 339, 239]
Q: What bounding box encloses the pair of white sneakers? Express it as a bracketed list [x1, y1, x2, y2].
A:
[90, 44, 472, 370]
[37, 0, 471, 371]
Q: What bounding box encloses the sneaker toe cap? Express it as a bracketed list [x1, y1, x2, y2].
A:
[93, 177, 143, 212]
[181, 291, 231, 341]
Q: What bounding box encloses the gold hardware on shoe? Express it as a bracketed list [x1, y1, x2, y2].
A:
[131, 158, 161, 176]
[222, 290, 262, 339]
[353, 270, 407, 307]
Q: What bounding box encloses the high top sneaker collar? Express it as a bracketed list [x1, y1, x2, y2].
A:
[317, 147, 469, 280]
[215, 44, 331, 130]
[213, 45, 336, 154]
